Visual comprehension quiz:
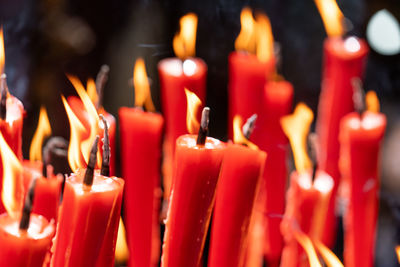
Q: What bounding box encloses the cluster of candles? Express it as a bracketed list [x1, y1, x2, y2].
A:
[0, 0, 391, 266]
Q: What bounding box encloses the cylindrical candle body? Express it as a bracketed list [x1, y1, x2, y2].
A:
[315, 37, 368, 246]
[339, 112, 386, 267]
[158, 57, 207, 196]
[0, 96, 24, 214]
[280, 170, 334, 267]
[51, 171, 124, 267]
[119, 107, 164, 267]
[208, 144, 266, 267]
[161, 135, 225, 267]
[0, 213, 55, 267]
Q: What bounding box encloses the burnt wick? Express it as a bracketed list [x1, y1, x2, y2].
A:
[19, 178, 37, 231]
[196, 107, 210, 145]
[99, 114, 110, 176]
[0, 74, 8, 120]
[308, 133, 318, 182]
[242, 114, 257, 140]
[83, 136, 99, 187]
[95, 64, 110, 109]
[352, 78, 365, 116]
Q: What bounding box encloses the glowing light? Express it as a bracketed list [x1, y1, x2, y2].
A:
[314, 239, 344, 267]
[184, 88, 202, 134]
[133, 58, 155, 111]
[173, 13, 198, 60]
[366, 90, 380, 113]
[293, 230, 322, 267]
[29, 106, 52, 162]
[314, 0, 345, 37]
[0, 27, 4, 74]
[86, 78, 98, 106]
[344, 37, 361, 52]
[183, 59, 197, 76]
[395, 245, 400, 263]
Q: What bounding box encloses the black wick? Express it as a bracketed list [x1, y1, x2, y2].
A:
[99, 114, 110, 176]
[19, 178, 37, 230]
[196, 107, 210, 145]
[83, 136, 99, 187]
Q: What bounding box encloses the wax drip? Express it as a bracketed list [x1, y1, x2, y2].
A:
[352, 78, 365, 116]
[0, 74, 8, 120]
[42, 137, 71, 176]
[95, 65, 110, 110]
[83, 136, 99, 187]
[308, 133, 318, 182]
[99, 114, 110, 176]
[19, 178, 37, 230]
[242, 114, 257, 140]
[196, 107, 210, 145]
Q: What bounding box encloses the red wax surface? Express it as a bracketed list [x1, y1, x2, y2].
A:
[0, 95, 24, 214]
[51, 170, 124, 267]
[67, 96, 117, 175]
[22, 160, 62, 222]
[161, 135, 225, 267]
[280, 170, 334, 267]
[119, 107, 164, 267]
[208, 144, 266, 267]
[315, 37, 368, 246]
[158, 57, 207, 196]
[339, 111, 386, 267]
[0, 212, 55, 267]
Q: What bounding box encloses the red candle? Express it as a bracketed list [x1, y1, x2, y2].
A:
[339, 108, 386, 267]
[208, 115, 266, 267]
[314, 0, 369, 247]
[119, 57, 164, 267]
[158, 13, 207, 196]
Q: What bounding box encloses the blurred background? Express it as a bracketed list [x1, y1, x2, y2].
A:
[1, 0, 400, 265]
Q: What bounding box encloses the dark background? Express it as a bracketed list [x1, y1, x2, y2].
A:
[1, 0, 400, 266]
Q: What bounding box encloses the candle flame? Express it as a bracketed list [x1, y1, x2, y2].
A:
[366, 90, 380, 113]
[314, 0, 345, 37]
[281, 103, 314, 173]
[314, 239, 344, 267]
[62, 95, 87, 172]
[133, 58, 155, 111]
[0, 131, 23, 218]
[293, 230, 322, 267]
[396, 246, 400, 263]
[67, 75, 101, 167]
[29, 106, 52, 162]
[185, 88, 201, 134]
[87, 78, 98, 107]
[173, 13, 198, 60]
[0, 27, 4, 74]
[233, 115, 258, 149]
[115, 218, 129, 263]
[235, 8, 274, 62]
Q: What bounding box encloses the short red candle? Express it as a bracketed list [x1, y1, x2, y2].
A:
[339, 111, 386, 267]
[0, 95, 24, 214]
[119, 107, 164, 267]
[158, 58, 207, 195]
[315, 37, 368, 246]
[280, 170, 334, 267]
[0, 212, 55, 267]
[208, 143, 266, 267]
[51, 170, 124, 267]
[161, 134, 225, 267]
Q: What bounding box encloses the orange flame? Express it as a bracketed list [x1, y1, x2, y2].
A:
[87, 78, 98, 107]
[396, 246, 400, 263]
[62, 95, 86, 172]
[67, 75, 101, 167]
[0, 27, 4, 74]
[293, 230, 322, 267]
[281, 103, 314, 173]
[185, 88, 201, 134]
[366, 90, 380, 113]
[314, 239, 344, 267]
[314, 0, 345, 37]
[235, 8, 274, 62]
[133, 58, 155, 112]
[173, 13, 198, 60]
[0, 131, 23, 218]
[233, 115, 258, 149]
[29, 106, 52, 162]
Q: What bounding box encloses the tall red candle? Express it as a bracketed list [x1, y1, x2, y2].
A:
[158, 13, 207, 196]
[339, 110, 386, 267]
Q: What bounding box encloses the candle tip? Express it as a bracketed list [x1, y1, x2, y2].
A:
[197, 107, 210, 145]
[242, 114, 257, 140]
[99, 114, 110, 176]
[0, 74, 8, 120]
[352, 78, 365, 115]
[83, 136, 99, 187]
[308, 133, 318, 182]
[95, 64, 110, 109]
[19, 178, 37, 231]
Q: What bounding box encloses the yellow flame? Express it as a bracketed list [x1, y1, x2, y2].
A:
[86, 78, 98, 107]
[314, 239, 344, 267]
[235, 8, 274, 62]
[233, 115, 258, 149]
[62, 95, 87, 172]
[0, 131, 23, 218]
[184, 88, 201, 134]
[0, 27, 4, 74]
[366, 90, 380, 113]
[293, 230, 322, 267]
[314, 0, 345, 37]
[29, 107, 52, 162]
[115, 218, 129, 263]
[173, 13, 198, 60]
[396, 246, 400, 263]
[281, 103, 314, 173]
[133, 58, 155, 112]
[67, 75, 101, 167]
